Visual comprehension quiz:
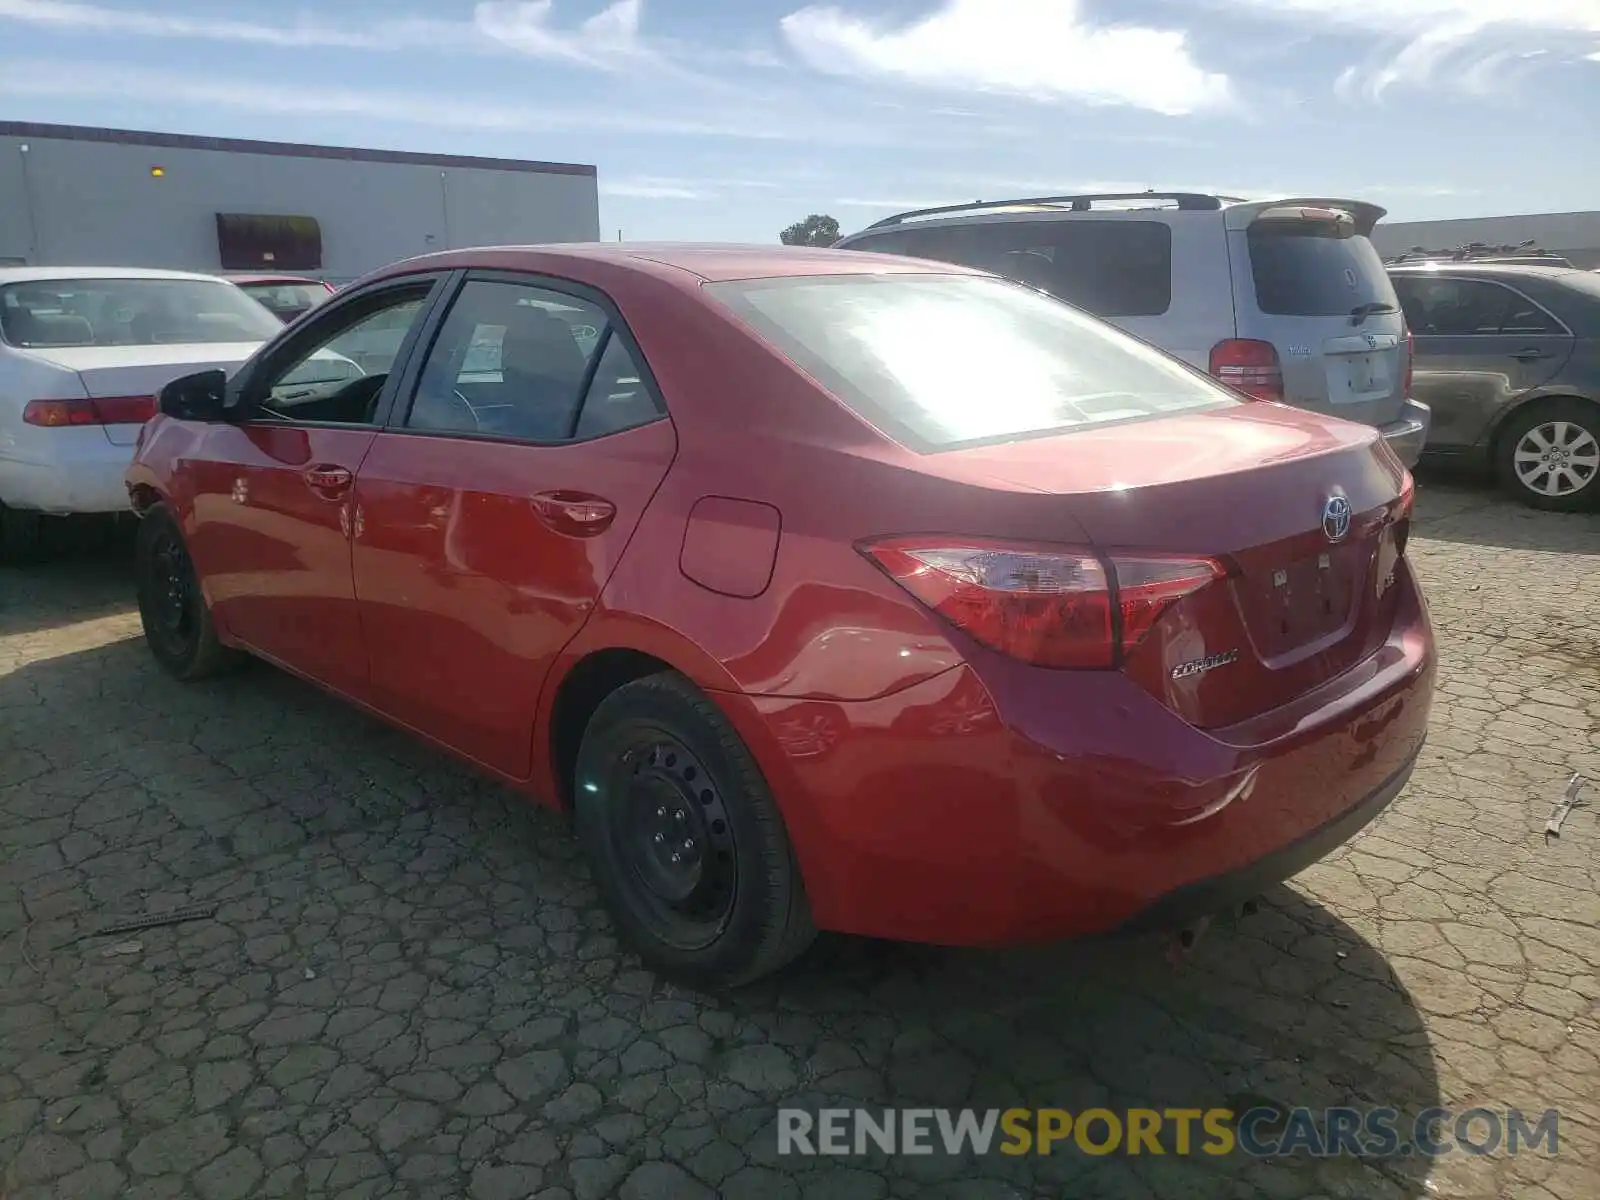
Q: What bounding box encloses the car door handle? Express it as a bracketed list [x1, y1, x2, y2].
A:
[1510, 348, 1545, 361]
[303, 464, 353, 496]
[530, 490, 616, 537]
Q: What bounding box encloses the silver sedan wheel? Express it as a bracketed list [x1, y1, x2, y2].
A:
[1512, 419, 1600, 498]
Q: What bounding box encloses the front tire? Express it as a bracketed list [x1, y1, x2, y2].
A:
[573, 672, 816, 988]
[1495, 398, 1600, 512]
[135, 505, 238, 681]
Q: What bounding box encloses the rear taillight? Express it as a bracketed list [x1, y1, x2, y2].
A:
[860, 537, 1225, 668]
[1403, 329, 1414, 396]
[23, 396, 157, 427]
[1393, 473, 1415, 557]
[1209, 339, 1283, 401]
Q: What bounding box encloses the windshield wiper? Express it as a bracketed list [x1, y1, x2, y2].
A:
[1350, 301, 1397, 326]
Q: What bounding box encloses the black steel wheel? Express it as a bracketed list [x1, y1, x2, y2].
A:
[135, 505, 237, 681]
[573, 672, 815, 988]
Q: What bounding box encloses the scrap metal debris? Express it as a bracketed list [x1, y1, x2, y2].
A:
[76, 903, 217, 942]
[1544, 773, 1588, 840]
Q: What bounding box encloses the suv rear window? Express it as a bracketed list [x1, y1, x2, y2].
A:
[705, 272, 1234, 452]
[1246, 222, 1397, 317]
[848, 220, 1173, 318]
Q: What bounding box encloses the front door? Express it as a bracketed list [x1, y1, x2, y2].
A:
[185, 277, 444, 698]
[351, 272, 676, 778]
[1391, 274, 1575, 451]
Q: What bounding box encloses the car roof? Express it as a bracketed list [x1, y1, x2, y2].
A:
[1386, 262, 1586, 282]
[366, 242, 984, 286]
[225, 273, 323, 284]
[837, 193, 1387, 237]
[0, 265, 229, 285]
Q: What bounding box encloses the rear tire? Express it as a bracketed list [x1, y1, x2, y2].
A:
[135, 505, 239, 681]
[573, 672, 816, 989]
[1494, 398, 1600, 512]
[0, 500, 45, 565]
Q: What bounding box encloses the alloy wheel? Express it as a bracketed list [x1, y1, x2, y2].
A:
[1512, 419, 1600, 499]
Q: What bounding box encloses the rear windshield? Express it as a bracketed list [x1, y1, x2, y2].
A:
[845, 220, 1173, 318]
[0, 278, 283, 347]
[238, 282, 331, 317]
[1246, 224, 1398, 317]
[705, 273, 1235, 451]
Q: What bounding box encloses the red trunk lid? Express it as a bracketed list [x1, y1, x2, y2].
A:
[936, 402, 1412, 728]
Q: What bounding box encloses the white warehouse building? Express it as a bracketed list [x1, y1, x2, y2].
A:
[1371, 210, 1600, 269]
[0, 122, 601, 283]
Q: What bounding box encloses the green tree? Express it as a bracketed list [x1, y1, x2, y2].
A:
[779, 214, 842, 247]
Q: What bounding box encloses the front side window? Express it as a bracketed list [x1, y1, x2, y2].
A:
[0, 277, 284, 348]
[705, 272, 1235, 451]
[405, 279, 658, 441]
[252, 287, 432, 425]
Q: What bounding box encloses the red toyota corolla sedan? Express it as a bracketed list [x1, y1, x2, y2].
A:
[125, 244, 1435, 987]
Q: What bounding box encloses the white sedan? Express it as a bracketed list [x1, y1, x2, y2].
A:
[0, 266, 285, 559]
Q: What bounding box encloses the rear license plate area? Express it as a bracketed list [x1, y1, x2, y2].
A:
[1330, 352, 1390, 402]
[1245, 548, 1362, 657]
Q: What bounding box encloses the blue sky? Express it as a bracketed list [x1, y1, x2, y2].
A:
[1, 0, 1597, 242]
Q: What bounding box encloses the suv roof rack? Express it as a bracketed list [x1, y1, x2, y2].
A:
[863, 191, 1227, 230]
[1385, 241, 1573, 268]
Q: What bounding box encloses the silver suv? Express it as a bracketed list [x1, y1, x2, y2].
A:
[835, 192, 1430, 467]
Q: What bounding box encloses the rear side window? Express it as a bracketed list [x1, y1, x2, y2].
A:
[1391, 276, 1563, 336]
[705, 272, 1234, 452]
[1246, 224, 1397, 317]
[847, 220, 1173, 318]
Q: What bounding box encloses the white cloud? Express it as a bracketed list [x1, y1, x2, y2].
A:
[473, 0, 652, 69]
[1217, 0, 1600, 97]
[832, 196, 954, 210]
[0, 0, 657, 68]
[0, 59, 792, 140]
[602, 181, 704, 199]
[0, 58, 979, 150]
[779, 0, 1232, 116]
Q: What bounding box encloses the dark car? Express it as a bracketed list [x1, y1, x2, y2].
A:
[225, 273, 336, 323]
[1389, 262, 1600, 510]
[126, 244, 1433, 987]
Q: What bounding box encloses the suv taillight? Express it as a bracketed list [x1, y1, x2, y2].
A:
[1403, 329, 1414, 397]
[23, 396, 157, 426]
[1209, 339, 1283, 401]
[860, 537, 1226, 668]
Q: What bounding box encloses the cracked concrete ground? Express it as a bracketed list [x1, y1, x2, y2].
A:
[2, 473, 1597, 1200]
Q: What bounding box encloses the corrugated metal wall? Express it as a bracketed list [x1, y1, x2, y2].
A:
[0, 129, 600, 280]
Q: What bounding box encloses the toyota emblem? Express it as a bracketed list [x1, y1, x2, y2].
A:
[1322, 495, 1352, 542]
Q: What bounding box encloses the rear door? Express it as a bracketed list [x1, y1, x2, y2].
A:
[351, 271, 675, 778]
[1230, 203, 1407, 428]
[1390, 272, 1574, 451]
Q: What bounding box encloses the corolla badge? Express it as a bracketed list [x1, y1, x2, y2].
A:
[1171, 649, 1239, 681]
[1322, 494, 1352, 542]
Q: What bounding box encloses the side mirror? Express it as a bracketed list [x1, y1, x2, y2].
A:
[158, 369, 229, 421]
